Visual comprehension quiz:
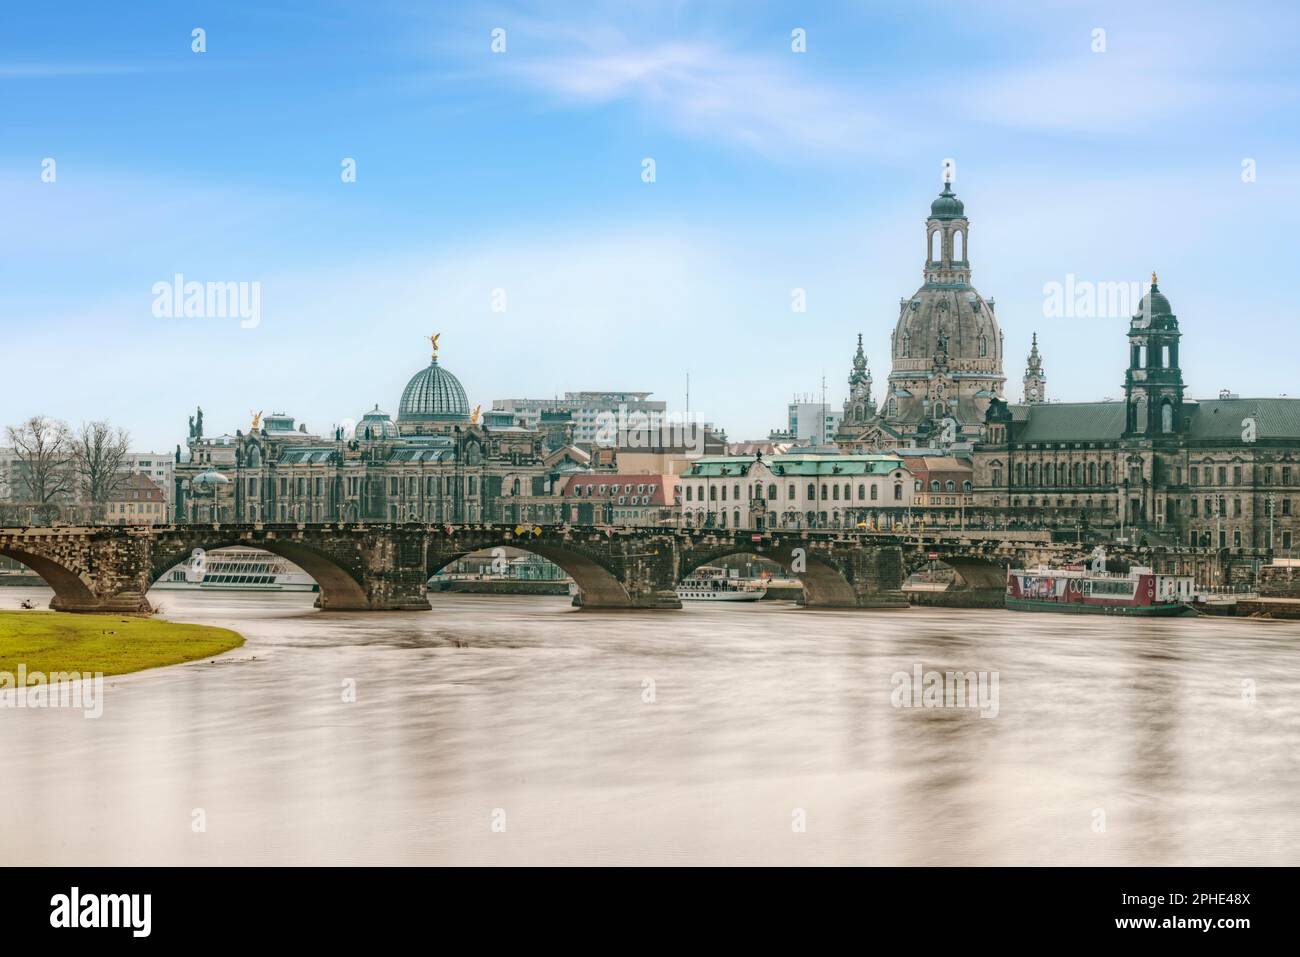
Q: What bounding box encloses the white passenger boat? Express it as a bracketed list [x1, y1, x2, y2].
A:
[676, 566, 767, 602]
[153, 547, 319, 592]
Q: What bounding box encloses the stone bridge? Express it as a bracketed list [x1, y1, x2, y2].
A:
[0, 523, 1173, 615]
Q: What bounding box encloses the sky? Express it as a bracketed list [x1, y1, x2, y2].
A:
[2, 0, 1299, 451]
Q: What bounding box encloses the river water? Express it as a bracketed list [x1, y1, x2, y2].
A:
[1, 584, 1297, 866]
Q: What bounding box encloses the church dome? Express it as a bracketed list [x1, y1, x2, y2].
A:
[1137, 277, 1173, 318]
[930, 182, 965, 221]
[398, 357, 470, 424]
[355, 404, 399, 439]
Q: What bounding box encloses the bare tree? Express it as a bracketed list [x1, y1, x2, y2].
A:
[4, 415, 73, 523]
[70, 420, 132, 521]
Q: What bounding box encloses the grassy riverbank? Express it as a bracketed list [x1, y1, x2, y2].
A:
[0, 611, 244, 681]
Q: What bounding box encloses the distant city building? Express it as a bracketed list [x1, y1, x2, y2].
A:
[679, 450, 914, 530]
[904, 454, 975, 527]
[728, 439, 793, 457]
[492, 391, 668, 448]
[121, 452, 175, 518]
[786, 398, 841, 447]
[615, 427, 728, 476]
[174, 339, 587, 525]
[105, 473, 167, 525]
[558, 472, 680, 526]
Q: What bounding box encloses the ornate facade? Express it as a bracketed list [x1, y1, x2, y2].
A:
[174, 340, 587, 525]
[973, 280, 1300, 559]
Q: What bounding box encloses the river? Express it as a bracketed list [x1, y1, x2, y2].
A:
[1, 584, 1297, 865]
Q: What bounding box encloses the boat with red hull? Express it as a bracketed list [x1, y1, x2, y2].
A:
[1006, 563, 1195, 616]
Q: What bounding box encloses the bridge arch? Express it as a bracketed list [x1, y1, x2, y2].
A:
[0, 546, 98, 611]
[680, 545, 861, 608]
[428, 539, 636, 608]
[148, 538, 371, 610]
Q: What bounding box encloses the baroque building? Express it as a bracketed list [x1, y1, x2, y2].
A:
[973, 278, 1300, 568]
[175, 338, 587, 525]
[838, 179, 1005, 451]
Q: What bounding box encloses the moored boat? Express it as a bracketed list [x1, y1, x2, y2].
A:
[1006, 559, 1194, 616]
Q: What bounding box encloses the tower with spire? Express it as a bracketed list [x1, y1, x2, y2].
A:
[841, 333, 875, 426]
[1123, 271, 1185, 437]
[1023, 332, 1046, 404]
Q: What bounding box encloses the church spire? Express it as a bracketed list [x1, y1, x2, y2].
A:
[843, 333, 875, 423]
[1023, 332, 1046, 404]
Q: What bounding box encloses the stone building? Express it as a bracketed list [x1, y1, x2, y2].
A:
[558, 473, 681, 526]
[837, 179, 1005, 451]
[973, 278, 1300, 559]
[174, 340, 584, 525]
[105, 472, 167, 525]
[679, 450, 914, 531]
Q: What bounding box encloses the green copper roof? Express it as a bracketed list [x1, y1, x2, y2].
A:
[930, 182, 965, 221]
[1008, 397, 1300, 443]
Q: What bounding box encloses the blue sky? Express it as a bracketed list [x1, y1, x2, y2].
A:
[3, 0, 1299, 450]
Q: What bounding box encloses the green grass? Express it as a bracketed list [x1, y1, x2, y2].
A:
[0, 611, 244, 682]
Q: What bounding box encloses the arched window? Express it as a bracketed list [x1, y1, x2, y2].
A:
[900, 336, 910, 358]
[768, 483, 777, 499]
[857, 484, 866, 500]
[979, 335, 988, 357]
[962, 481, 973, 492]
[832, 485, 840, 501]
[930, 480, 941, 492]
[944, 481, 955, 492]
[788, 484, 795, 499]
[1161, 401, 1174, 433]
[954, 230, 964, 261]
[887, 397, 898, 417]
[929, 230, 940, 262]
[807, 483, 816, 499]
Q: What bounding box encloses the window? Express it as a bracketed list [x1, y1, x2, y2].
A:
[858, 484, 865, 500]
[685, 487, 692, 502]
[931, 480, 941, 492]
[893, 484, 903, 501]
[945, 481, 956, 492]
[963, 481, 973, 492]
[768, 483, 778, 499]
[870, 485, 878, 500]
[1190, 466, 1198, 485]
[1233, 466, 1242, 485]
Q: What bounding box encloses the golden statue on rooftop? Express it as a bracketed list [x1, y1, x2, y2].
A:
[1152, 270, 1158, 286]
[470, 404, 481, 425]
[428, 333, 440, 360]
[250, 410, 263, 431]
